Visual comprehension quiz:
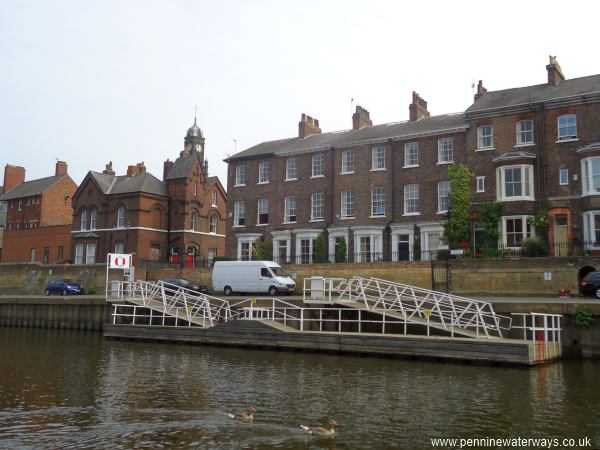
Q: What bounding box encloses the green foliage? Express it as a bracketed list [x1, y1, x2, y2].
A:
[313, 233, 327, 263]
[528, 211, 550, 244]
[86, 288, 96, 295]
[252, 239, 273, 260]
[444, 164, 472, 247]
[574, 305, 595, 328]
[335, 236, 347, 263]
[212, 256, 231, 262]
[478, 201, 502, 257]
[519, 237, 549, 257]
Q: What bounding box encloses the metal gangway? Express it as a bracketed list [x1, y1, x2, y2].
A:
[304, 276, 513, 339]
[110, 280, 232, 328]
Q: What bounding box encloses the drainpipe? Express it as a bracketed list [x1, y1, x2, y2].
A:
[166, 196, 172, 262]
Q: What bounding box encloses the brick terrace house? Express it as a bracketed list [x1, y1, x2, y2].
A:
[71, 119, 227, 266]
[0, 161, 77, 263]
[225, 57, 600, 262]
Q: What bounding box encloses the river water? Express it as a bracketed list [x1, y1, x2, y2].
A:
[0, 328, 598, 449]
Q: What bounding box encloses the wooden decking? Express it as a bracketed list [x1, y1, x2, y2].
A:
[104, 319, 545, 365]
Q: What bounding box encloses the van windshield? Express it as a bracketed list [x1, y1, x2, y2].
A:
[270, 267, 288, 277]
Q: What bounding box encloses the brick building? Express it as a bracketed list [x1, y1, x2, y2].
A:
[0, 162, 77, 263]
[225, 57, 600, 262]
[71, 119, 227, 266]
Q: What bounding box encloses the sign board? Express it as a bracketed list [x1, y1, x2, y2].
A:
[108, 253, 131, 269]
[544, 272, 552, 281]
[438, 245, 449, 250]
[450, 249, 464, 256]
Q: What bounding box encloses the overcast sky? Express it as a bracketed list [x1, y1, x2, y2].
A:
[1, 0, 598, 189]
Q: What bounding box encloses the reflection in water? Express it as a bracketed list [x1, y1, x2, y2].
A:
[0, 328, 599, 449]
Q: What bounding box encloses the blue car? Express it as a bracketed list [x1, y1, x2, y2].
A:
[44, 279, 84, 296]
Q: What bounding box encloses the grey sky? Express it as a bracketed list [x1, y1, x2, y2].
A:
[1, 0, 598, 189]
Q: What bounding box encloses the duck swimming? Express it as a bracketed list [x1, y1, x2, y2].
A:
[300, 419, 339, 438]
[227, 405, 256, 423]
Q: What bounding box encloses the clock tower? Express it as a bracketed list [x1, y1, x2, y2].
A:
[184, 116, 205, 162]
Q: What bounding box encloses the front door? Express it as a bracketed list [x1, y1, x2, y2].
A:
[397, 235, 410, 261]
[553, 215, 568, 256]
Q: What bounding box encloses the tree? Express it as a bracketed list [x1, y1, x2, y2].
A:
[335, 236, 347, 263]
[252, 239, 272, 260]
[444, 164, 472, 247]
[313, 233, 327, 263]
[478, 201, 502, 257]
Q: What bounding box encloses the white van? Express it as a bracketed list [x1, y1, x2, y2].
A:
[212, 261, 296, 296]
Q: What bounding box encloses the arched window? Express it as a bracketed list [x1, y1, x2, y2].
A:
[90, 208, 97, 230]
[210, 213, 218, 234]
[117, 206, 126, 228]
[191, 212, 197, 231]
[80, 209, 88, 230]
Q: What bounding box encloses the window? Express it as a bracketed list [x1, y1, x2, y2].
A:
[371, 146, 385, 170]
[476, 176, 485, 193]
[30, 248, 36, 262]
[75, 244, 84, 264]
[284, 196, 296, 223]
[208, 248, 217, 266]
[559, 169, 569, 186]
[581, 157, 600, 195]
[80, 210, 88, 230]
[234, 201, 245, 227]
[584, 212, 600, 248]
[210, 214, 218, 233]
[404, 142, 419, 167]
[503, 216, 533, 247]
[194, 182, 198, 197]
[438, 137, 454, 163]
[117, 206, 126, 228]
[558, 114, 577, 141]
[311, 192, 324, 220]
[258, 161, 269, 183]
[341, 150, 354, 174]
[114, 242, 124, 253]
[18, 200, 22, 211]
[257, 198, 269, 224]
[190, 212, 197, 230]
[240, 242, 252, 261]
[211, 191, 217, 207]
[58, 246, 64, 261]
[312, 153, 325, 177]
[477, 125, 494, 149]
[235, 164, 246, 186]
[516, 120, 534, 145]
[496, 165, 534, 201]
[151, 245, 161, 261]
[437, 181, 451, 213]
[85, 244, 96, 264]
[371, 187, 385, 216]
[0, 201, 6, 213]
[43, 247, 50, 263]
[261, 267, 272, 278]
[285, 158, 297, 180]
[404, 184, 419, 215]
[300, 239, 312, 264]
[341, 190, 354, 218]
[90, 208, 97, 230]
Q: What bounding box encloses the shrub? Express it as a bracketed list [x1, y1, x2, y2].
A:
[520, 237, 549, 257]
[574, 305, 595, 328]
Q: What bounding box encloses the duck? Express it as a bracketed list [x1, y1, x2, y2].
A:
[227, 405, 257, 423]
[300, 419, 340, 438]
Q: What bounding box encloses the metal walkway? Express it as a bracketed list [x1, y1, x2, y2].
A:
[304, 276, 513, 339]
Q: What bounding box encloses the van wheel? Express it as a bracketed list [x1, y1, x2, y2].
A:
[268, 286, 278, 296]
[62, 289, 67, 296]
[595, 288, 600, 299]
[44, 289, 50, 296]
[224, 286, 233, 296]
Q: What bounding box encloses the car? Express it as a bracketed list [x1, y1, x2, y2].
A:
[579, 271, 600, 298]
[44, 279, 85, 296]
[160, 278, 208, 294]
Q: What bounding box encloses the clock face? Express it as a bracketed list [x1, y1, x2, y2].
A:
[195, 143, 201, 151]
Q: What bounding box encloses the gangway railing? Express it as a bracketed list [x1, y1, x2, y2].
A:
[306, 276, 512, 339]
[112, 280, 232, 327]
[511, 313, 562, 362]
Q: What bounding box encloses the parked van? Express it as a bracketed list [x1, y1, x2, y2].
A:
[212, 261, 296, 296]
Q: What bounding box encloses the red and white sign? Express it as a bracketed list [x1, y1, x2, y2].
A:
[108, 253, 131, 269]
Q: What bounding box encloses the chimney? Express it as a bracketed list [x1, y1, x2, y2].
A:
[3, 164, 25, 193]
[103, 161, 115, 176]
[127, 163, 143, 177]
[163, 159, 174, 180]
[409, 91, 430, 121]
[352, 105, 372, 130]
[136, 161, 146, 174]
[55, 160, 68, 176]
[298, 113, 322, 139]
[474, 80, 487, 101]
[547, 55, 565, 86]
[204, 159, 209, 175]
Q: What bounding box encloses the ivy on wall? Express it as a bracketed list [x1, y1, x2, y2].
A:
[444, 164, 472, 247]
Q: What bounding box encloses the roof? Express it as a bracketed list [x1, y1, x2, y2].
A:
[0, 175, 66, 201]
[576, 142, 600, 154]
[227, 113, 467, 161]
[492, 150, 537, 162]
[165, 152, 201, 180]
[89, 171, 167, 196]
[467, 74, 600, 115]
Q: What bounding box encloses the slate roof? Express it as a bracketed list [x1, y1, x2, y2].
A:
[492, 151, 537, 162]
[467, 74, 600, 114]
[227, 113, 467, 161]
[165, 152, 205, 180]
[89, 171, 167, 196]
[576, 142, 600, 153]
[0, 175, 66, 201]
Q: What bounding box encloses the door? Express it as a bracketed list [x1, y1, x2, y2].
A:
[553, 215, 568, 256]
[397, 235, 410, 261]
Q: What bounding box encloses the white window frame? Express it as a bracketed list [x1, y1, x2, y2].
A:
[516, 120, 534, 146]
[294, 229, 320, 265]
[557, 114, 577, 141]
[114, 242, 125, 254]
[312, 153, 324, 178]
[233, 201, 245, 227]
[437, 181, 451, 213]
[85, 243, 96, 265]
[257, 198, 269, 225]
[209, 214, 218, 233]
[190, 212, 197, 230]
[90, 208, 97, 230]
[272, 230, 292, 264]
[284, 196, 297, 223]
[341, 150, 354, 174]
[285, 158, 297, 181]
[437, 137, 454, 164]
[75, 244, 84, 264]
[371, 187, 385, 217]
[496, 165, 534, 201]
[327, 227, 349, 263]
[404, 142, 419, 167]
[235, 164, 246, 186]
[477, 125, 494, 150]
[502, 215, 534, 248]
[352, 226, 384, 263]
[258, 161, 269, 184]
[583, 211, 600, 250]
[559, 169, 569, 186]
[211, 191, 217, 207]
[476, 176, 485, 193]
[340, 190, 354, 218]
[80, 209, 88, 230]
[371, 146, 385, 171]
[117, 206, 126, 228]
[311, 192, 324, 221]
[236, 234, 261, 261]
[581, 157, 600, 196]
[419, 222, 444, 261]
[404, 184, 420, 215]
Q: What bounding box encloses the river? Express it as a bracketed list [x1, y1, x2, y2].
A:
[0, 328, 598, 449]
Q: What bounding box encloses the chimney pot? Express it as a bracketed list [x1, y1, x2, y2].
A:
[546, 55, 565, 86]
[103, 161, 115, 176]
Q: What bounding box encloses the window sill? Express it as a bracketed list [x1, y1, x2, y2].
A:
[559, 182, 569, 186]
[403, 212, 421, 217]
[476, 190, 485, 194]
[257, 181, 269, 185]
[310, 218, 324, 222]
[282, 221, 297, 225]
[233, 184, 246, 188]
[556, 138, 579, 144]
[497, 197, 535, 202]
[339, 216, 355, 220]
[285, 178, 297, 182]
[475, 147, 494, 152]
[437, 161, 454, 165]
[232, 225, 245, 228]
[515, 143, 535, 148]
[311, 174, 325, 179]
[436, 211, 448, 215]
[370, 168, 386, 172]
[369, 215, 386, 218]
[403, 164, 419, 169]
[256, 223, 269, 226]
[340, 171, 354, 175]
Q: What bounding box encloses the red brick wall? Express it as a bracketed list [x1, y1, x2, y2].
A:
[1, 225, 72, 263]
[40, 175, 77, 226]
